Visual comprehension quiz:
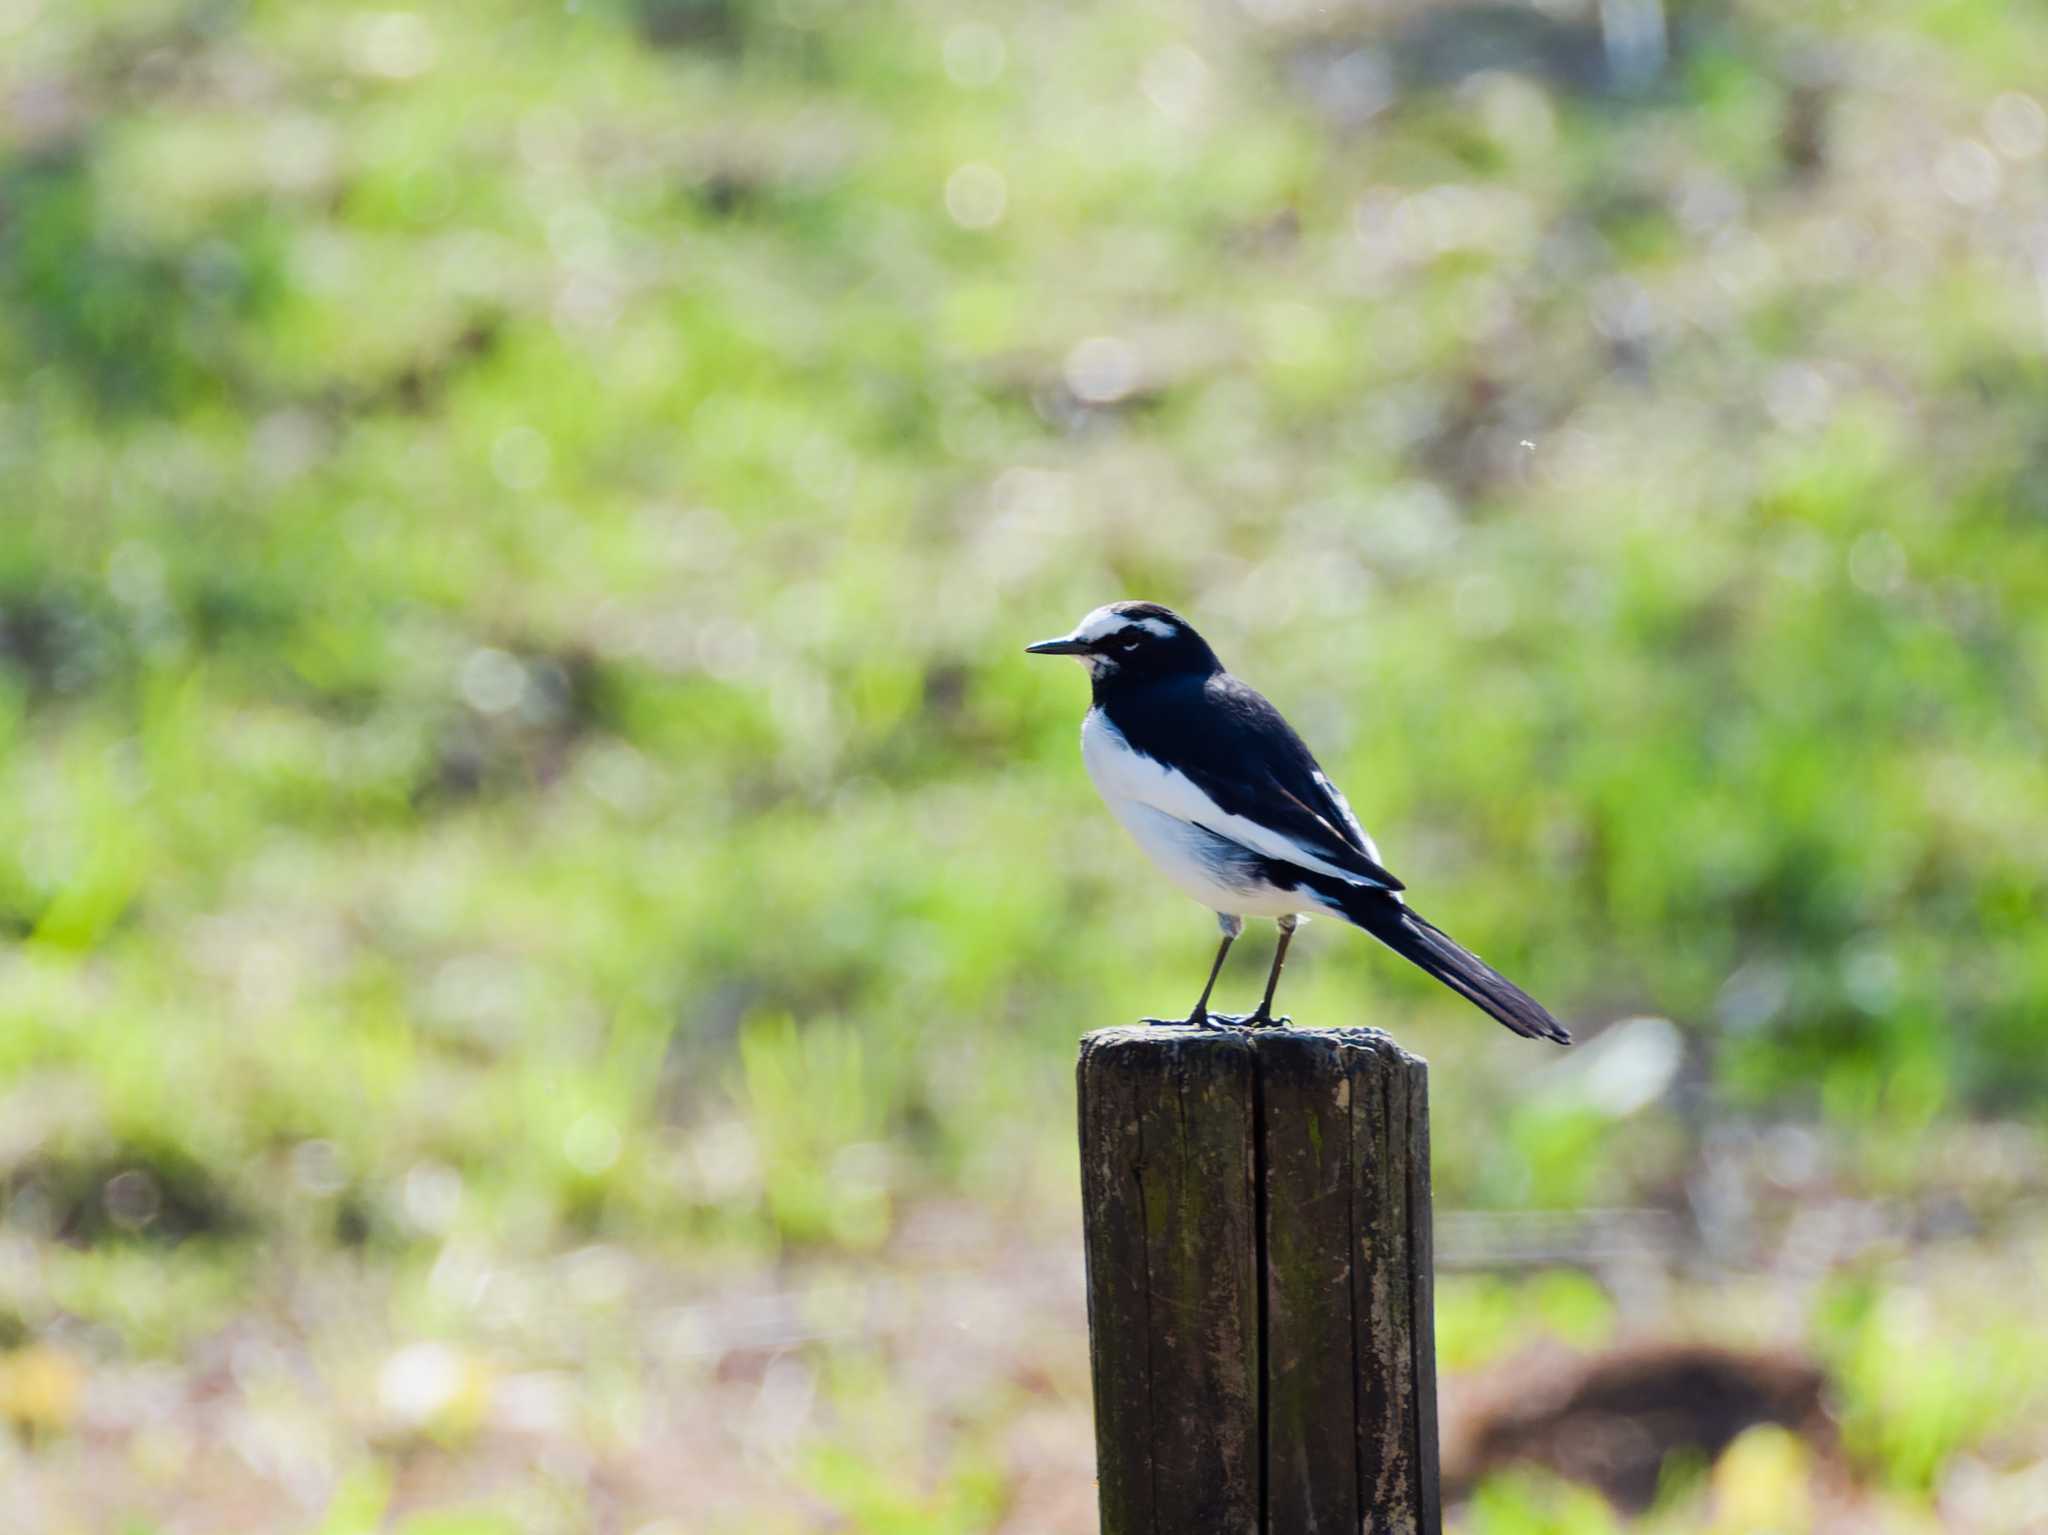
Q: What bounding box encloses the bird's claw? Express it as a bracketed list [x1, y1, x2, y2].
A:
[1143, 1011, 1290, 1031]
[1143, 1012, 1233, 1032]
[1212, 1010, 1290, 1030]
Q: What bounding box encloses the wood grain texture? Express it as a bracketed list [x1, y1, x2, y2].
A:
[1077, 1032, 1159, 1534]
[1357, 1033, 1418, 1531]
[1408, 1053, 1442, 1535]
[1259, 1030, 1361, 1534]
[1077, 1024, 1441, 1535]
[1078, 1026, 1261, 1535]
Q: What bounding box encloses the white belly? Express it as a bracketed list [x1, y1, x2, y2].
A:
[1106, 799, 1308, 916]
[1082, 708, 1307, 919]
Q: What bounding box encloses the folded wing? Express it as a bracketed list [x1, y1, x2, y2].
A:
[1089, 673, 1405, 891]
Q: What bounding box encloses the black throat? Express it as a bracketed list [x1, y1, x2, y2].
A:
[1090, 646, 1223, 715]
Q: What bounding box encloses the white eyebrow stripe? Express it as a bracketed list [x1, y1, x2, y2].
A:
[1073, 608, 1177, 643]
[1074, 606, 1130, 642]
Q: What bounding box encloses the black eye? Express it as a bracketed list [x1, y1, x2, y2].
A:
[1118, 637, 1141, 651]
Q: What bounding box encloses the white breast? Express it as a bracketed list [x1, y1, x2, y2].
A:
[1080, 710, 1311, 917]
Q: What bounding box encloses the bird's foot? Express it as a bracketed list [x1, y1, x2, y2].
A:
[1143, 1011, 1234, 1032]
[1141, 1010, 1293, 1031]
[1214, 1009, 1290, 1030]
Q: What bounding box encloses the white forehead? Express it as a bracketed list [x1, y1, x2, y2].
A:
[1074, 606, 1176, 643]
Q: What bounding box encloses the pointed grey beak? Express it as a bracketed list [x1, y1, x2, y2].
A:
[1025, 635, 1091, 656]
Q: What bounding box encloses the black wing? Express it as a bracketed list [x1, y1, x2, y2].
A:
[1110, 671, 1404, 891]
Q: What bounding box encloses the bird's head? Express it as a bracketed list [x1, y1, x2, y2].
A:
[1025, 602, 1220, 684]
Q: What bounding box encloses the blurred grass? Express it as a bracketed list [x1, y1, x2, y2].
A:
[3, 0, 2048, 1527]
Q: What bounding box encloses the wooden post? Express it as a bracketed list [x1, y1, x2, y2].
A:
[1076, 1025, 1441, 1535]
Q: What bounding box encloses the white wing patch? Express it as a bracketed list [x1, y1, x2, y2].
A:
[1082, 710, 1388, 888]
[1313, 769, 1382, 864]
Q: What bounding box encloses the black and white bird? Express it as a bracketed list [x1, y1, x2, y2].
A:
[1027, 601, 1570, 1043]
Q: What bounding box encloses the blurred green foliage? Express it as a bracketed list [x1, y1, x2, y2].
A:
[1437, 1269, 1615, 1370]
[1814, 1259, 2048, 1497]
[3, 0, 2048, 1525]
[2, 0, 2041, 1259]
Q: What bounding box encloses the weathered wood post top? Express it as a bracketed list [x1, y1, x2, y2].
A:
[1077, 1024, 1441, 1535]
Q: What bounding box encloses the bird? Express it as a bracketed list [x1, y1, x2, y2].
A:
[1026, 601, 1570, 1043]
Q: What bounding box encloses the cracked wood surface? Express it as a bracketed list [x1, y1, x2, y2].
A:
[1077, 1026, 1440, 1535]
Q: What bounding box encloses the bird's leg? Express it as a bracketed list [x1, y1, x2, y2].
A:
[1144, 915, 1240, 1029]
[1236, 914, 1299, 1029]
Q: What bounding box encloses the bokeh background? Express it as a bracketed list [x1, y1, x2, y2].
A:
[4, 0, 2048, 1529]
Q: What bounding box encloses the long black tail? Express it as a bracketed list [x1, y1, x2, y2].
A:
[1309, 879, 1571, 1044]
